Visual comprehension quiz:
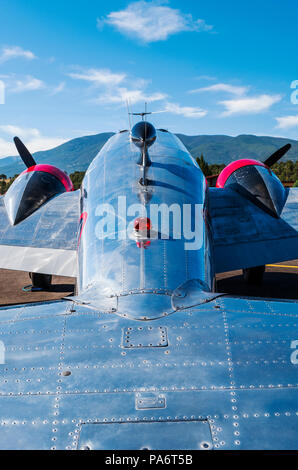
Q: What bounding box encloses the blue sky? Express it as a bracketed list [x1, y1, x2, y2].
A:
[0, 0, 298, 157]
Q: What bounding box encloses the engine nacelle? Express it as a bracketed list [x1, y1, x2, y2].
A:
[216, 159, 286, 218]
[4, 164, 73, 225]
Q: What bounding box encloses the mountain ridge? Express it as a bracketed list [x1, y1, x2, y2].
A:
[0, 131, 297, 177]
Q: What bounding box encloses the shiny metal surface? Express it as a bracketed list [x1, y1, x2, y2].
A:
[223, 164, 286, 217]
[210, 187, 298, 273]
[0, 191, 79, 250]
[4, 170, 69, 225]
[0, 125, 297, 449]
[0, 296, 297, 449]
[77, 130, 210, 313]
[131, 121, 156, 149]
[0, 245, 77, 277]
[0, 191, 79, 275]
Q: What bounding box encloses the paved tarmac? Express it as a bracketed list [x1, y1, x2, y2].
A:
[217, 260, 298, 300]
[0, 261, 296, 307]
[0, 270, 75, 307]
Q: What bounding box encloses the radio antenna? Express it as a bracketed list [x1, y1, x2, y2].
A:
[129, 103, 152, 122]
[129, 112, 152, 121]
[126, 99, 132, 132]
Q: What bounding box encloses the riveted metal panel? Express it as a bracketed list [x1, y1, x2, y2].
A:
[60, 306, 231, 394]
[135, 392, 166, 410]
[0, 191, 79, 251]
[122, 326, 168, 348]
[0, 294, 297, 449]
[228, 388, 298, 450]
[77, 420, 213, 450]
[0, 395, 58, 450]
[117, 293, 173, 321]
[219, 297, 298, 389]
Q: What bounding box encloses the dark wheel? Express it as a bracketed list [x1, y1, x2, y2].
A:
[29, 272, 52, 289]
[243, 265, 265, 285]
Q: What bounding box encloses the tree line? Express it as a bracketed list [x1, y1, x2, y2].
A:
[0, 171, 86, 194]
[196, 155, 298, 186]
[0, 159, 298, 195]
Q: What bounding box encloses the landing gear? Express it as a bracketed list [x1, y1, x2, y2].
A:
[29, 272, 52, 290]
[242, 265, 265, 285]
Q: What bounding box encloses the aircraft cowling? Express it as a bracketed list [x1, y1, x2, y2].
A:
[4, 164, 74, 225]
[216, 159, 286, 218]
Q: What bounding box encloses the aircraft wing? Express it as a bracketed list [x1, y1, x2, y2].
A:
[0, 294, 297, 450]
[0, 191, 80, 277]
[209, 187, 298, 273]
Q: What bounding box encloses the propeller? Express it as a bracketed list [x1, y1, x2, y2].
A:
[263, 143, 291, 167]
[13, 136, 36, 168]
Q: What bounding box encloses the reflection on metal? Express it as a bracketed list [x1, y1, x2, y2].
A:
[4, 166, 73, 225]
[172, 279, 223, 310]
[0, 244, 77, 276]
[69, 285, 117, 313]
[131, 121, 156, 150]
[223, 164, 286, 217]
[210, 186, 298, 273]
[78, 420, 213, 451]
[0, 191, 79, 275]
[122, 326, 168, 348]
[131, 121, 156, 187]
[0, 121, 297, 449]
[78, 129, 209, 315]
[135, 392, 166, 410]
[0, 297, 297, 449]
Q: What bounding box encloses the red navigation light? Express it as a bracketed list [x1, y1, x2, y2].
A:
[136, 241, 151, 249]
[134, 217, 152, 232]
[134, 218, 152, 249]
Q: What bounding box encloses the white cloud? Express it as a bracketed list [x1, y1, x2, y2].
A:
[164, 102, 207, 118]
[0, 46, 36, 63]
[51, 82, 65, 95]
[10, 76, 45, 93]
[190, 82, 283, 119]
[219, 94, 282, 116]
[69, 66, 166, 106]
[0, 125, 40, 139]
[98, 1, 213, 43]
[0, 125, 66, 158]
[275, 114, 298, 129]
[68, 68, 126, 86]
[190, 83, 249, 96]
[26, 136, 67, 153]
[0, 138, 16, 157]
[3, 75, 63, 96]
[96, 87, 167, 105]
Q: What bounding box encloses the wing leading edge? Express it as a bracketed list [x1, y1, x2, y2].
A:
[0, 191, 80, 277]
[210, 187, 298, 273]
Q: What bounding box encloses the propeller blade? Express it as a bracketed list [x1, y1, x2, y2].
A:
[13, 137, 36, 168]
[263, 143, 291, 167]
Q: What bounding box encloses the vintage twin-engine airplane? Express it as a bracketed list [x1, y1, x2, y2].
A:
[0, 118, 297, 450]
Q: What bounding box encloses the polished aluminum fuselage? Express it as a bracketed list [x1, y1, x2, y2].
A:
[77, 130, 213, 319]
[1, 128, 298, 450]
